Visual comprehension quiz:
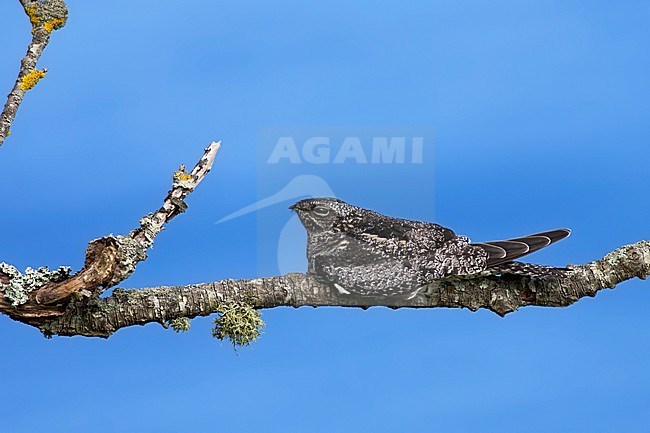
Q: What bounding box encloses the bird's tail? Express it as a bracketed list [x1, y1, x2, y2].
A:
[472, 228, 571, 267]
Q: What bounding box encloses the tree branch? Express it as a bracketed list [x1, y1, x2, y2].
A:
[0, 141, 221, 323]
[37, 240, 650, 338]
[0, 0, 68, 146]
[1, 0, 647, 343]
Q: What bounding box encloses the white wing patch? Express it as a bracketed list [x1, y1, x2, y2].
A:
[334, 283, 351, 294]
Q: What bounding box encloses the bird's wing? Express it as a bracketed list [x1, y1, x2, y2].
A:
[346, 213, 456, 248]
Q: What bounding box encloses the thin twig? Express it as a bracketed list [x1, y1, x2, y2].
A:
[0, 0, 68, 147]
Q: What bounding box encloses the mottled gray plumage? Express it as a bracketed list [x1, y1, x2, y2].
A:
[290, 197, 570, 298]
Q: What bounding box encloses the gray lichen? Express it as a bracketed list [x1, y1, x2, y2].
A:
[136, 214, 160, 247]
[111, 288, 141, 306]
[26, 0, 68, 22]
[109, 235, 148, 285]
[212, 302, 264, 348]
[0, 262, 71, 306]
[115, 235, 147, 260]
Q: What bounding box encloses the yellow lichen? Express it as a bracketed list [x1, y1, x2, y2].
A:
[19, 69, 47, 91]
[173, 171, 193, 182]
[24, 6, 40, 25]
[44, 18, 66, 32]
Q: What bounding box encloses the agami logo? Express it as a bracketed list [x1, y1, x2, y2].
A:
[267, 136, 424, 164]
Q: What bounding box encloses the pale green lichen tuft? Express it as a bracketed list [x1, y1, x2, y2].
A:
[169, 317, 191, 332]
[212, 302, 264, 348]
[0, 262, 71, 306]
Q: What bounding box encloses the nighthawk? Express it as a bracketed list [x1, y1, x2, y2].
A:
[290, 197, 570, 298]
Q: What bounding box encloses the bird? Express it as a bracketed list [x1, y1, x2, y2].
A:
[290, 197, 570, 299]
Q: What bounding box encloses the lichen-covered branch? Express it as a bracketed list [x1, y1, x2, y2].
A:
[129, 141, 221, 248]
[0, 0, 647, 344]
[0, 141, 221, 322]
[0, 0, 68, 147]
[36, 241, 650, 338]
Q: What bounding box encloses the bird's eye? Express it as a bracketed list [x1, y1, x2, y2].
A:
[312, 205, 330, 217]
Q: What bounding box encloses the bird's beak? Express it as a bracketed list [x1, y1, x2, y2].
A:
[290, 201, 312, 212]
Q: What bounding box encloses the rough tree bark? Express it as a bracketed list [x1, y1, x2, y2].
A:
[1, 0, 648, 341]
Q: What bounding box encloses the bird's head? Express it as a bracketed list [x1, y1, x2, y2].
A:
[290, 197, 353, 233]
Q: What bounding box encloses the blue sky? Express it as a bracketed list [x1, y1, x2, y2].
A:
[1, 1, 649, 432]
